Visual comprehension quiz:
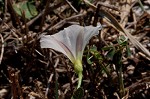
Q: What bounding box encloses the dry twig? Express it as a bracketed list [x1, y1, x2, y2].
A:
[0, 34, 4, 64]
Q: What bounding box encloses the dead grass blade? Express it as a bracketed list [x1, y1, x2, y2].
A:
[120, 0, 131, 27]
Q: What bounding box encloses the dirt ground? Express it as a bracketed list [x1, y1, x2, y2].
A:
[0, 0, 150, 99]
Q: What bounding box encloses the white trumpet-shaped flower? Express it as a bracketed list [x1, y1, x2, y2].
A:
[40, 25, 101, 88]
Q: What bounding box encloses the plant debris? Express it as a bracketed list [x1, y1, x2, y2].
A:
[0, 0, 150, 99]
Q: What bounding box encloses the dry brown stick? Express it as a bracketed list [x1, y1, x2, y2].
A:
[7, 0, 21, 27]
[65, 0, 78, 13]
[39, 0, 51, 32]
[3, 23, 22, 42]
[15, 70, 23, 99]
[23, 10, 44, 28]
[34, 80, 47, 99]
[45, 74, 54, 97]
[8, 67, 17, 99]
[97, 1, 120, 11]
[65, 61, 73, 94]
[126, 76, 150, 93]
[126, 12, 149, 29]
[0, 34, 4, 64]
[120, 0, 131, 28]
[20, 10, 30, 45]
[1, 0, 7, 24]
[45, 58, 59, 98]
[47, 13, 85, 32]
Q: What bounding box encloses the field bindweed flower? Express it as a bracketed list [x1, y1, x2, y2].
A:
[40, 25, 101, 88]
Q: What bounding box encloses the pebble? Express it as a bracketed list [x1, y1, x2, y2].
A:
[127, 65, 135, 75]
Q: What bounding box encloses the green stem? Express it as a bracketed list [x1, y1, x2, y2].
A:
[118, 65, 125, 97]
[77, 72, 83, 89]
[74, 59, 83, 89]
[101, 63, 110, 77]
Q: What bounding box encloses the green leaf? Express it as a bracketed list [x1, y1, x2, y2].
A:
[0, 0, 4, 10]
[89, 45, 97, 52]
[72, 88, 84, 99]
[27, 2, 38, 16]
[117, 35, 128, 46]
[112, 50, 122, 69]
[87, 54, 93, 65]
[106, 48, 116, 60]
[13, 1, 38, 19]
[102, 46, 114, 51]
[88, 45, 102, 60]
[126, 45, 131, 57]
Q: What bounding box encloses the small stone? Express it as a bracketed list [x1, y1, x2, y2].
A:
[127, 65, 135, 75]
[147, 43, 150, 47]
